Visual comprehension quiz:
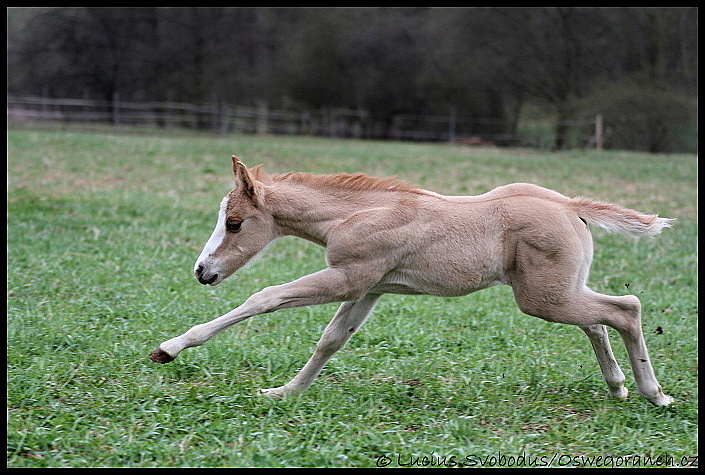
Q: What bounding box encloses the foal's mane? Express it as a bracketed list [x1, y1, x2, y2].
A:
[252, 165, 421, 194]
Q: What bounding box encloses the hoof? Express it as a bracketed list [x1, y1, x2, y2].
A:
[261, 384, 304, 399]
[649, 394, 674, 407]
[609, 387, 629, 400]
[149, 347, 175, 364]
[261, 387, 286, 399]
[640, 388, 674, 407]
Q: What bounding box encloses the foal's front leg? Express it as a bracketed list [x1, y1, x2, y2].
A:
[262, 293, 381, 398]
[149, 268, 368, 364]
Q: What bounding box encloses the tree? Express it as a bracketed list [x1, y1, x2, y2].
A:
[7, 7, 697, 150]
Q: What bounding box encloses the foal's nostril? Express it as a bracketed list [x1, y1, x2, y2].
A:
[195, 262, 218, 285]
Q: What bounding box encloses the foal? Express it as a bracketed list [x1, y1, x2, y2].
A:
[150, 156, 674, 406]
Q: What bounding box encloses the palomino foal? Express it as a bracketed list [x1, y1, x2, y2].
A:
[150, 156, 674, 406]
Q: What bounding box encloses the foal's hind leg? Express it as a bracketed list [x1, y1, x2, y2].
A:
[515, 287, 673, 406]
[579, 324, 628, 399]
[261, 293, 381, 399]
[603, 293, 673, 406]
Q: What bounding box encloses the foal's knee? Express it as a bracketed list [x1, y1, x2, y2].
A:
[241, 285, 283, 314]
[316, 332, 347, 356]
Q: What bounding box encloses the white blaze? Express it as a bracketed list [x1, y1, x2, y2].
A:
[194, 195, 228, 272]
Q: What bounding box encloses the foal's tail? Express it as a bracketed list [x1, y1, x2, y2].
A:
[570, 198, 675, 237]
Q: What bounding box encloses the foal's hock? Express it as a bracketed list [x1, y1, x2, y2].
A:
[150, 156, 674, 406]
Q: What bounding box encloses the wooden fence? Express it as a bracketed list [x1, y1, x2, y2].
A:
[7, 94, 602, 148]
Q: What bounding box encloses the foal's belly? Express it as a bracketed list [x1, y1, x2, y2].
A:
[372, 260, 506, 297]
[371, 280, 504, 297]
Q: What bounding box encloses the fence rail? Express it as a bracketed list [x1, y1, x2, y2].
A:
[7, 94, 601, 148]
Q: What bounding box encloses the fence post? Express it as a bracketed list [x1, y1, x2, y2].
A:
[256, 100, 268, 135]
[595, 114, 603, 151]
[41, 85, 50, 115]
[219, 100, 229, 137]
[448, 106, 457, 144]
[210, 95, 219, 132]
[112, 92, 121, 128]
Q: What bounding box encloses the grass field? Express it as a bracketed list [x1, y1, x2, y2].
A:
[7, 126, 698, 467]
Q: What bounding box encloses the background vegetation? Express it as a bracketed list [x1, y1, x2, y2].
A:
[6, 7, 698, 152]
[6, 126, 698, 467]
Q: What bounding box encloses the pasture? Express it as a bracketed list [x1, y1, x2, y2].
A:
[7, 127, 698, 467]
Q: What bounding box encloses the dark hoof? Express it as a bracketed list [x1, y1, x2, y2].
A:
[149, 347, 175, 364]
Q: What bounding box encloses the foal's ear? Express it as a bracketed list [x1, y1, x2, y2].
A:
[232, 155, 260, 202]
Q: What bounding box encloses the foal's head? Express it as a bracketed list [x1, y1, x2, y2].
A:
[194, 156, 275, 286]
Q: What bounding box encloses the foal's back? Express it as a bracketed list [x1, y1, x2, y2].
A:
[371, 184, 587, 297]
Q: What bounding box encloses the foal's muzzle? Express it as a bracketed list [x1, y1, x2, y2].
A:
[195, 263, 218, 286]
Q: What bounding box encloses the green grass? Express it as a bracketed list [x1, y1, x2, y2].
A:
[7, 127, 698, 467]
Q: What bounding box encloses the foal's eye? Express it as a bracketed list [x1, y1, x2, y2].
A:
[226, 219, 243, 233]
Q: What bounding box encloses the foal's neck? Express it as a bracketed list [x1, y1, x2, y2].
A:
[265, 182, 403, 246]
